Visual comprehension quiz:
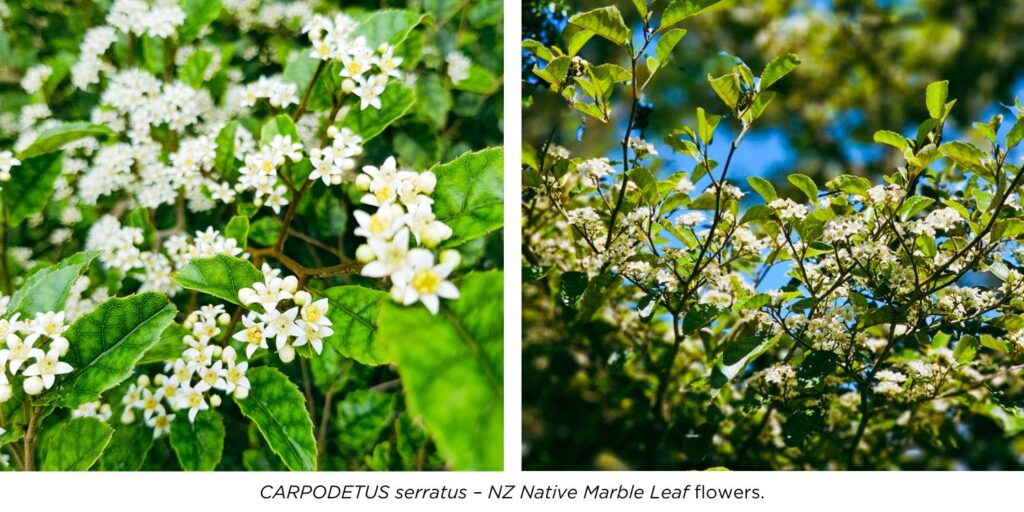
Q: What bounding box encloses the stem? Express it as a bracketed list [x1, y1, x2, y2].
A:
[292, 60, 326, 122]
[22, 401, 37, 471]
[0, 205, 11, 295]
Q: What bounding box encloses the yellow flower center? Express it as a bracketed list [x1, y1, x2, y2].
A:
[245, 326, 263, 345]
[304, 305, 322, 323]
[369, 214, 388, 235]
[412, 270, 441, 294]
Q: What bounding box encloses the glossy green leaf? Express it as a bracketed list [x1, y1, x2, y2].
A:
[926, 80, 949, 119]
[353, 9, 426, 48]
[788, 173, 819, 203]
[1, 151, 64, 226]
[747, 176, 778, 202]
[98, 421, 154, 471]
[178, 0, 222, 44]
[708, 72, 742, 110]
[6, 251, 97, 318]
[335, 390, 396, 456]
[430, 148, 504, 247]
[660, 0, 721, 31]
[323, 286, 391, 366]
[41, 418, 113, 471]
[760, 53, 801, 90]
[17, 123, 114, 159]
[225, 215, 250, 249]
[382, 271, 503, 470]
[57, 293, 177, 408]
[139, 322, 189, 364]
[260, 114, 301, 146]
[234, 367, 318, 471]
[568, 6, 631, 47]
[173, 255, 264, 305]
[340, 82, 415, 141]
[170, 409, 225, 471]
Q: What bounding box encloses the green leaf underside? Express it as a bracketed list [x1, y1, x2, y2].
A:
[41, 417, 114, 471]
[323, 286, 391, 366]
[57, 293, 177, 408]
[430, 148, 504, 247]
[98, 421, 155, 471]
[1, 151, 64, 226]
[170, 409, 225, 471]
[234, 367, 318, 471]
[382, 271, 503, 470]
[173, 255, 264, 305]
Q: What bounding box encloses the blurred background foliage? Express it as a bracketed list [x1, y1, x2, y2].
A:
[522, 0, 1024, 470]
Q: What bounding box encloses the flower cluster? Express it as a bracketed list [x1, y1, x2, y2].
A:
[239, 76, 300, 110]
[353, 157, 461, 314]
[235, 134, 306, 213]
[0, 311, 73, 400]
[308, 126, 364, 186]
[446, 51, 471, 83]
[303, 13, 404, 110]
[236, 264, 334, 363]
[107, 0, 185, 39]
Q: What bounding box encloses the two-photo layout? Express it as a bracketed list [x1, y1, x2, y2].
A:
[0, 0, 1023, 480]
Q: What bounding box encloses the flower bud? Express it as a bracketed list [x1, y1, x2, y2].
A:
[238, 288, 257, 304]
[218, 313, 231, 325]
[356, 244, 375, 263]
[222, 346, 237, 362]
[137, 375, 151, 388]
[414, 172, 437, 194]
[210, 394, 222, 407]
[234, 386, 250, 400]
[390, 285, 405, 303]
[278, 344, 296, 363]
[51, 337, 70, 356]
[0, 383, 12, 403]
[330, 174, 343, 185]
[421, 223, 442, 248]
[23, 376, 44, 395]
[342, 78, 356, 93]
[281, 275, 299, 294]
[355, 173, 372, 190]
[294, 291, 312, 306]
[154, 374, 166, 385]
[120, 408, 135, 424]
[440, 249, 461, 269]
[327, 125, 339, 138]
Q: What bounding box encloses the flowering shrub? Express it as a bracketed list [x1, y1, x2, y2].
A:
[523, 0, 1024, 469]
[0, 0, 503, 471]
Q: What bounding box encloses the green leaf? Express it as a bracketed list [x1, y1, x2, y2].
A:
[260, 114, 300, 146]
[173, 255, 264, 305]
[179, 48, 213, 88]
[1008, 118, 1024, 150]
[140, 322, 188, 364]
[234, 367, 318, 471]
[178, 0, 222, 44]
[382, 271, 503, 470]
[416, 73, 452, 129]
[760, 54, 801, 90]
[1, 151, 64, 226]
[353, 9, 426, 48]
[452, 64, 499, 94]
[661, 0, 721, 31]
[568, 6, 631, 47]
[98, 422, 154, 471]
[213, 121, 241, 180]
[567, 29, 595, 57]
[683, 303, 721, 334]
[559, 271, 589, 309]
[430, 148, 504, 246]
[335, 390, 396, 456]
[695, 107, 721, 145]
[826, 174, 872, 195]
[41, 418, 114, 471]
[17, 122, 114, 159]
[632, 0, 649, 18]
[225, 215, 250, 249]
[57, 293, 177, 408]
[747, 176, 778, 202]
[941, 141, 989, 176]
[874, 130, 909, 151]
[926, 80, 949, 119]
[340, 82, 415, 141]
[170, 409, 225, 471]
[797, 351, 838, 380]
[6, 251, 97, 318]
[323, 286, 391, 366]
[788, 173, 819, 203]
[653, 28, 687, 70]
[899, 196, 935, 220]
[708, 72, 742, 110]
[953, 334, 980, 364]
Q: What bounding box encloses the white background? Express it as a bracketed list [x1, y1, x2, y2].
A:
[3, 2, 1024, 510]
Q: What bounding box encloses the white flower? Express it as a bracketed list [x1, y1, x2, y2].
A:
[353, 74, 387, 110]
[223, 359, 250, 398]
[390, 249, 460, 314]
[180, 384, 209, 422]
[361, 228, 412, 278]
[22, 347, 73, 390]
[233, 312, 269, 359]
[0, 150, 19, 184]
[263, 307, 300, 351]
[146, 409, 174, 438]
[445, 51, 471, 83]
